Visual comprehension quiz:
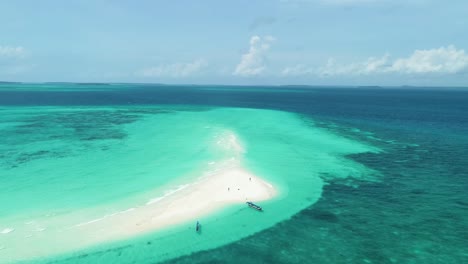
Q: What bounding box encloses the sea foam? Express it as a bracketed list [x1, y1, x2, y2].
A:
[146, 184, 189, 205]
[0, 228, 14, 234]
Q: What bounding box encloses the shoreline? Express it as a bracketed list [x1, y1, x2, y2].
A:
[0, 165, 277, 263]
[73, 166, 276, 239]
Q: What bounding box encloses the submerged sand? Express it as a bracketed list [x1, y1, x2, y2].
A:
[0, 106, 377, 264]
[0, 147, 276, 263]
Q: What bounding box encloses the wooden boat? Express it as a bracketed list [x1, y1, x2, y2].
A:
[246, 201, 263, 211]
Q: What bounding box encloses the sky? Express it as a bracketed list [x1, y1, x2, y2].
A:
[0, 0, 467, 86]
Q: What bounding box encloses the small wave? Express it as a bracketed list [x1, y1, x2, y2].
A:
[75, 217, 105, 227]
[146, 197, 164, 205]
[107, 212, 119, 217]
[72, 207, 137, 228]
[146, 184, 189, 205]
[0, 228, 14, 234]
[119, 208, 135, 214]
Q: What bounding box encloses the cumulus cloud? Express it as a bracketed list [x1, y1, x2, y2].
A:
[390, 46, 468, 74]
[283, 46, 468, 77]
[138, 59, 206, 78]
[233, 35, 275, 77]
[0, 46, 26, 59]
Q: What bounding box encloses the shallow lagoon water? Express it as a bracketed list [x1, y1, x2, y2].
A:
[0, 104, 376, 263]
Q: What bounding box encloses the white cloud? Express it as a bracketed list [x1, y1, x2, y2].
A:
[317, 54, 391, 76]
[281, 64, 315, 76]
[138, 59, 206, 78]
[284, 45, 468, 77]
[0, 46, 26, 59]
[390, 46, 468, 74]
[233, 35, 275, 77]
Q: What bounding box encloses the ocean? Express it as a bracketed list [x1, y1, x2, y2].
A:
[0, 84, 467, 263]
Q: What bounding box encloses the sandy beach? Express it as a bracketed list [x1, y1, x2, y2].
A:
[0, 163, 276, 263]
[74, 166, 276, 241]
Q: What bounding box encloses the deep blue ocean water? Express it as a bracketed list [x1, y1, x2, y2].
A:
[1, 84, 467, 263]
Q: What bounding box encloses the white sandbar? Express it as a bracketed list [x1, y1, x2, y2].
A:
[75, 167, 276, 240]
[1, 165, 276, 263]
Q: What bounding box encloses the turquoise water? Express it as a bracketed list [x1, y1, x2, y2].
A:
[0, 104, 376, 263]
[1, 84, 467, 263]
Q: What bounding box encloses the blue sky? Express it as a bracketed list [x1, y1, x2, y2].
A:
[0, 0, 467, 86]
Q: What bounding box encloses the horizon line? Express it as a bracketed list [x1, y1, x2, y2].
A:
[0, 81, 467, 89]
